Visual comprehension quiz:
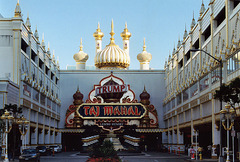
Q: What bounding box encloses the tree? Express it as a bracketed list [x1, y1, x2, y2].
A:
[214, 77, 240, 109]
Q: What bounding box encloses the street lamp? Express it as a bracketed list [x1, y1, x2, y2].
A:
[0, 110, 14, 162]
[190, 49, 223, 161]
[17, 116, 29, 152]
[220, 104, 236, 162]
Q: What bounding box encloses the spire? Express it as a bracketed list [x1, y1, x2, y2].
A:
[172, 44, 176, 56]
[14, 0, 22, 18]
[177, 36, 181, 49]
[109, 19, 115, 44]
[52, 50, 56, 63]
[80, 38, 83, 51]
[183, 24, 188, 40]
[34, 25, 39, 41]
[25, 13, 32, 32]
[41, 33, 45, 50]
[57, 56, 60, 68]
[191, 11, 196, 30]
[47, 42, 51, 56]
[199, 0, 205, 17]
[143, 38, 146, 51]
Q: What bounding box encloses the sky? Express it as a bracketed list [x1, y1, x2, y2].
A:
[0, 0, 206, 70]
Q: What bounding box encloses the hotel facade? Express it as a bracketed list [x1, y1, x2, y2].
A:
[0, 0, 240, 159]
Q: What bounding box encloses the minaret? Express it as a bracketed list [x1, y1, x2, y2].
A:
[73, 38, 89, 70]
[120, 22, 131, 57]
[93, 22, 104, 54]
[137, 38, 152, 70]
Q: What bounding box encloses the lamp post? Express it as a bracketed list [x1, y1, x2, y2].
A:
[220, 104, 236, 162]
[17, 116, 29, 152]
[0, 110, 14, 162]
[190, 49, 223, 161]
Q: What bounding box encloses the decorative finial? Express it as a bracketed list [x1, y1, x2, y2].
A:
[191, 11, 196, 30]
[80, 38, 83, 51]
[34, 25, 39, 40]
[14, 0, 22, 17]
[41, 33, 45, 50]
[143, 85, 146, 92]
[52, 50, 56, 62]
[48, 42, 50, 51]
[77, 85, 80, 92]
[143, 38, 146, 51]
[109, 19, 115, 44]
[125, 22, 127, 28]
[93, 22, 104, 40]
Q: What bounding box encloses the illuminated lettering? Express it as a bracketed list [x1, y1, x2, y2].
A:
[113, 106, 121, 115]
[128, 106, 135, 115]
[84, 106, 90, 115]
[121, 106, 127, 115]
[135, 106, 141, 115]
[104, 106, 113, 115]
[113, 85, 120, 92]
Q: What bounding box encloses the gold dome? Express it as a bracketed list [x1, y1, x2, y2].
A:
[137, 38, 152, 62]
[120, 23, 131, 40]
[93, 22, 104, 40]
[95, 20, 130, 69]
[73, 38, 89, 62]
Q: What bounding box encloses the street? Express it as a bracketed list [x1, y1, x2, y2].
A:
[39, 151, 187, 162]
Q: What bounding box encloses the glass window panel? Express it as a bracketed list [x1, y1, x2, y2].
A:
[200, 74, 209, 91]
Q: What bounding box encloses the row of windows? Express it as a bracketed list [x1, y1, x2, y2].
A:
[21, 39, 59, 85]
[164, 67, 221, 112]
[23, 82, 60, 113]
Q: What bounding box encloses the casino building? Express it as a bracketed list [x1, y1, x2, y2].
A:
[1, 0, 240, 159]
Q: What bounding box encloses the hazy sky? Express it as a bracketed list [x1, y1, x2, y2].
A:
[0, 0, 206, 70]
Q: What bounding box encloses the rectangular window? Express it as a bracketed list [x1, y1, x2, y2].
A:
[52, 102, 56, 112]
[192, 39, 199, 50]
[200, 74, 209, 91]
[47, 98, 51, 109]
[33, 88, 39, 102]
[21, 39, 28, 54]
[211, 67, 221, 84]
[214, 7, 225, 27]
[23, 82, 31, 97]
[177, 93, 182, 105]
[190, 83, 198, 97]
[202, 25, 211, 41]
[40, 94, 45, 106]
[172, 98, 175, 108]
[227, 51, 240, 74]
[183, 89, 189, 102]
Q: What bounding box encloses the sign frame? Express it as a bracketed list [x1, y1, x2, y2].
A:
[76, 103, 146, 119]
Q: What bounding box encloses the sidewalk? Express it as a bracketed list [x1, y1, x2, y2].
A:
[179, 154, 218, 162]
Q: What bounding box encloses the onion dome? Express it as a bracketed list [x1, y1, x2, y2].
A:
[190, 12, 196, 30]
[199, 0, 205, 17]
[34, 26, 39, 41]
[120, 23, 131, 40]
[140, 86, 150, 105]
[93, 22, 104, 40]
[73, 38, 89, 63]
[14, 0, 21, 18]
[73, 86, 84, 105]
[137, 38, 152, 63]
[95, 20, 130, 69]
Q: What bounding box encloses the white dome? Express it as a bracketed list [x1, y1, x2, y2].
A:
[95, 44, 130, 69]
